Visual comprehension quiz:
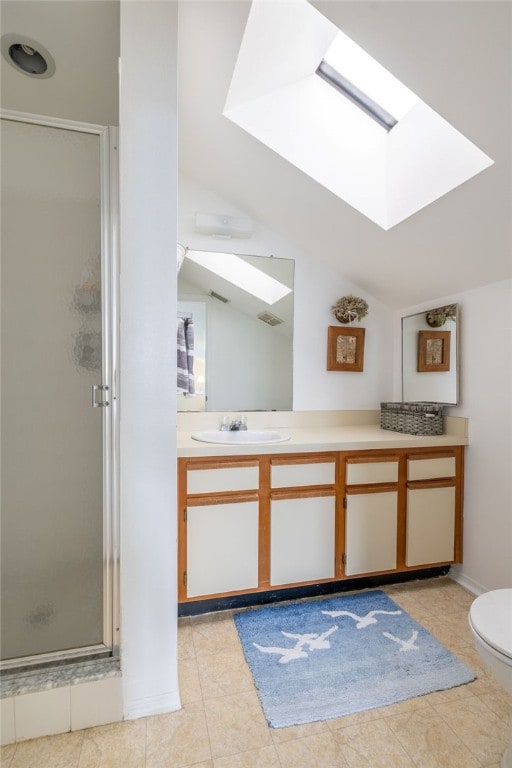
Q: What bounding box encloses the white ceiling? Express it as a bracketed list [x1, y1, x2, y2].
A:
[0, 1, 119, 126]
[2, 1, 511, 308]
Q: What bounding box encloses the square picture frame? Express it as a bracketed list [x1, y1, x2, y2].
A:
[417, 330, 451, 372]
[327, 326, 365, 372]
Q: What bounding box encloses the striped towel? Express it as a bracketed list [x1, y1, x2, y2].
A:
[177, 317, 195, 394]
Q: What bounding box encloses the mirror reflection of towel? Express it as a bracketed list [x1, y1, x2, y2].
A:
[177, 317, 195, 394]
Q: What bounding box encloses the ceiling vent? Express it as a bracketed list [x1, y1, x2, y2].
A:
[210, 290, 229, 303]
[258, 311, 283, 327]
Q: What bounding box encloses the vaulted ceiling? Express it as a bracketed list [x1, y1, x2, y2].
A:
[2, 1, 511, 308]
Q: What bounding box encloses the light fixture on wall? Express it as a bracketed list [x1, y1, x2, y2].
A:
[1, 34, 56, 78]
[194, 212, 253, 239]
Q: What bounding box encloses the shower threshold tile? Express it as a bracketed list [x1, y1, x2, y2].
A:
[0, 659, 121, 698]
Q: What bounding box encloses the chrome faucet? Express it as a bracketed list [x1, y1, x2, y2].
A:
[219, 416, 247, 431]
[229, 417, 247, 431]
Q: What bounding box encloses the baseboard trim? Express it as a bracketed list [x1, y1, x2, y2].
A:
[449, 569, 488, 596]
[178, 566, 450, 617]
[123, 691, 181, 720]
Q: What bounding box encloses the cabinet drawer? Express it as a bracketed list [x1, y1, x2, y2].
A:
[408, 457, 455, 481]
[346, 460, 398, 485]
[271, 461, 335, 488]
[187, 464, 258, 494]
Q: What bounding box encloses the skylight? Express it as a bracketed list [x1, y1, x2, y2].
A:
[185, 250, 292, 305]
[223, 0, 493, 230]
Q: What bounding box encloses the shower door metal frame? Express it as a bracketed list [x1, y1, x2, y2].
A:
[0, 110, 119, 669]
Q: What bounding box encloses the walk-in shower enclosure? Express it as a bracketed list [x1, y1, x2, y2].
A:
[0, 113, 118, 669]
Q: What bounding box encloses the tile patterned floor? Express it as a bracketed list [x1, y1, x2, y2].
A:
[1, 577, 511, 767]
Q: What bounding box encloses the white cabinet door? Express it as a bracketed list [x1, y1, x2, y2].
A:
[406, 487, 455, 566]
[186, 501, 259, 598]
[270, 496, 335, 586]
[345, 492, 397, 575]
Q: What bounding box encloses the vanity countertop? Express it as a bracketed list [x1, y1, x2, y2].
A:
[177, 421, 468, 458]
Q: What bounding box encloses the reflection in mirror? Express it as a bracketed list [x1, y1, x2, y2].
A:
[177, 248, 294, 412]
[402, 304, 459, 405]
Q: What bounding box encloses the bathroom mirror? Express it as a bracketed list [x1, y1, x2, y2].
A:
[178, 248, 294, 412]
[402, 304, 459, 405]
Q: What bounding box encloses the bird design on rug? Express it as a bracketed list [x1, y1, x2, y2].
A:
[321, 609, 402, 628]
[253, 626, 338, 663]
[281, 625, 338, 651]
[382, 630, 419, 651]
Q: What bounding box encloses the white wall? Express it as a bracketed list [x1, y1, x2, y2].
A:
[179, 176, 394, 410]
[119, 1, 179, 718]
[395, 279, 512, 593]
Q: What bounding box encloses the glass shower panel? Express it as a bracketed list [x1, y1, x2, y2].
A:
[1, 119, 104, 660]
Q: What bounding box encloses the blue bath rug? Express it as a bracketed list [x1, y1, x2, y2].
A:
[234, 590, 475, 728]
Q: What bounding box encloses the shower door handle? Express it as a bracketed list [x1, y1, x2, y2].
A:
[92, 384, 110, 408]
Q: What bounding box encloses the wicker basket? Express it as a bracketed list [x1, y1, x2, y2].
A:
[380, 402, 444, 435]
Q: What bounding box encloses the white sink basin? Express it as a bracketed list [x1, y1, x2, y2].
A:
[191, 430, 290, 445]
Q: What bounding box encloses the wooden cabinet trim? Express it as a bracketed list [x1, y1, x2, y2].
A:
[269, 576, 335, 590]
[270, 454, 336, 466]
[186, 458, 260, 472]
[177, 459, 188, 602]
[407, 451, 456, 462]
[346, 455, 399, 465]
[271, 487, 336, 501]
[258, 456, 271, 589]
[187, 491, 259, 506]
[407, 479, 456, 490]
[454, 446, 464, 563]
[396, 454, 408, 570]
[346, 483, 398, 495]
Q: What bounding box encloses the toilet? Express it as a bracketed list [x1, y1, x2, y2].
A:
[469, 589, 512, 768]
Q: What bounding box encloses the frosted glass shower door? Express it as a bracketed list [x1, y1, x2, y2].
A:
[1, 117, 111, 662]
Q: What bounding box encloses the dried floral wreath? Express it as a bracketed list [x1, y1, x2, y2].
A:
[331, 295, 369, 324]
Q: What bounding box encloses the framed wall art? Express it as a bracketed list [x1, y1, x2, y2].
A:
[327, 326, 365, 372]
[417, 330, 451, 372]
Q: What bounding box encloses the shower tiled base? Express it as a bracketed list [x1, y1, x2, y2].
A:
[0, 662, 122, 744]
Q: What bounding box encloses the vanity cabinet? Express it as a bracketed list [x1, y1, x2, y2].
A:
[178, 446, 464, 605]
